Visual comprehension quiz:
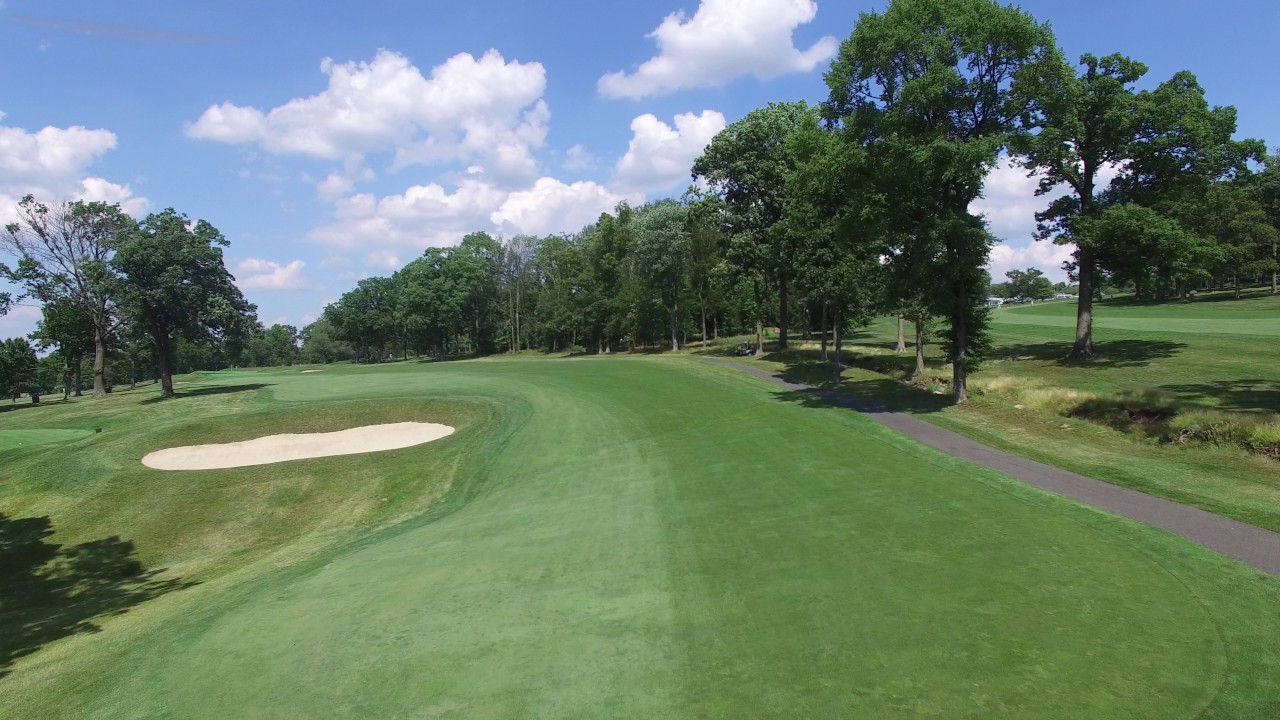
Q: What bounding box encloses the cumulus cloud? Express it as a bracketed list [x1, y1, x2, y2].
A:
[974, 159, 1122, 282]
[599, 0, 837, 99]
[0, 304, 42, 338]
[186, 50, 548, 184]
[0, 113, 148, 223]
[234, 258, 311, 291]
[306, 175, 636, 270]
[988, 240, 1076, 284]
[563, 144, 596, 172]
[492, 178, 633, 237]
[614, 110, 725, 194]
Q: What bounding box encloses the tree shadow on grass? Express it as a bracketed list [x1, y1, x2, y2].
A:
[722, 347, 952, 415]
[1159, 379, 1280, 414]
[0, 513, 196, 679]
[994, 339, 1186, 368]
[140, 383, 272, 405]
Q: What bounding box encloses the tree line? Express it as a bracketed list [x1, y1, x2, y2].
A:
[4, 0, 1278, 404]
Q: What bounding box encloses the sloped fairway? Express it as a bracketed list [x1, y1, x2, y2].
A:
[2, 358, 1279, 718]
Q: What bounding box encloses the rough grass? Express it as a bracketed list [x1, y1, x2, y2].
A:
[2, 359, 1279, 717]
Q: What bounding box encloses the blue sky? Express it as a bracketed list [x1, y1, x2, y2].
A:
[2, 0, 1277, 336]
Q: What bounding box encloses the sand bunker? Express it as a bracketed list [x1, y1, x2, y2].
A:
[301, 369, 323, 373]
[142, 422, 454, 471]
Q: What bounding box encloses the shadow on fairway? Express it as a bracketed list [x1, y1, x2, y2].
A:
[140, 383, 272, 404]
[0, 513, 196, 679]
[1160, 379, 1280, 414]
[996, 339, 1186, 368]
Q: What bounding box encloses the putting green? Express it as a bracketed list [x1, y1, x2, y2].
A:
[3, 358, 1278, 718]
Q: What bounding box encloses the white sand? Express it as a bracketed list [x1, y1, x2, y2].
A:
[301, 369, 323, 373]
[142, 422, 455, 471]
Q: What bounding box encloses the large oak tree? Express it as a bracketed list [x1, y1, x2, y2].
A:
[825, 0, 1059, 402]
[111, 209, 254, 398]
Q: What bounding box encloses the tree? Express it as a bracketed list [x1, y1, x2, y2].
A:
[111, 209, 254, 398]
[782, 113, 885, 380]
[1247, 152, 1280, 294]
[693, 102, 816, 355]
[825, 0, 1059, 402]
[1016, 53, 1145, 355]
[1, 196, 135, 396]
[0, 337, 39, 404]
[31, 298, 95, 399]
[325, 276, 398, 362]
[1193, 179, 1277, 298]
[299, 317, 353, 364]
[1004, 268, 1054, 301]
[630, 202, 692, 350]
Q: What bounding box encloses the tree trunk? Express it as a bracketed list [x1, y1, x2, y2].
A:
[914, 319, 926, 376]
[951, 286, 968, 404]
[777, 273, 789, 351]
[1069, 254, 1096, 359]
[832, 307, 843, 384]
[802, 306, 811, 340]
[820, 301, 828, 362]
[156, 336, 176, 398]
[753, 280, 764, 358]
[701, 303, 708, 350]
[73, 355, 83, 397]
[671, 301, 680, 351]
[896, 315, 907, 354]
[1234, 275, 1241, 300]
[1272, 240, 1277, 294]
[62, 363, 71, 401]
[92, 323, 108, 397]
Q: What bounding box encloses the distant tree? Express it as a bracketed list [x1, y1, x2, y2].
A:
[630, 202, 692, 350]
[299, 317, 353, 364]
[693, 102, 816, 355]
[1, 196, 135, 396]
[782, 112, 885, 379]
[111, 209, 255, 398]
[1248, 152, 1280, 294]
[1004, 268, 1055, 301]
[324, 276, 398, 362]
[31, 298, 95, 399]
[0, 337, 39, 404]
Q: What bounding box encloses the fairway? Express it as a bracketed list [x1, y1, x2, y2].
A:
[992, 298, 1280, 337]
[3, 358, 1279, 718]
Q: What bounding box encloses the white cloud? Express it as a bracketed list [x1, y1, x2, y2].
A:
[308, 178, 506, 253]
[988, 241, 1076, 284]
[364, 250, 401, 269]
[234, 258, 311, 291]
[599, 0, 837, 99]
[492, 178, 633, 237]
[0, 115, 148, 223]
[614, 110, 725, 194]
[186, 49, 548, 184]
[307, 175, 636, 268]
[563, 144, 596, 172]
[974, 158, 1122, 243]
[0, 304, 41, 338]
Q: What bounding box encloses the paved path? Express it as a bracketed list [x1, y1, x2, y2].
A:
[707, 358, 1280, 577]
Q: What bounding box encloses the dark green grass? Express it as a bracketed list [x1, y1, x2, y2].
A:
[1, 358, 1278, 717]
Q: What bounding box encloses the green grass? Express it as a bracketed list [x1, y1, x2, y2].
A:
[2, 358, 1279, 717]
[721, 288, 1280, 533]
